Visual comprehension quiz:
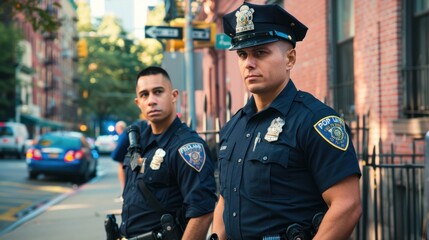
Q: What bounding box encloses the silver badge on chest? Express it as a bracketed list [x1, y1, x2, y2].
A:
[264, 117, 285, 142]
[150, 148, 165, 170]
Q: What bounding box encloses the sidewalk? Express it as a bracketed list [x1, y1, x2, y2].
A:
[1, 160, 122, 240]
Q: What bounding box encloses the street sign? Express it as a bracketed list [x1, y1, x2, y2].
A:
[192, 28, 211, 41]
[215, 34, 232, 49]
[145, 26, 183, 39]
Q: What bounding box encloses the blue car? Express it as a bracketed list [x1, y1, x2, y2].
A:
[26, 131, 98, 183]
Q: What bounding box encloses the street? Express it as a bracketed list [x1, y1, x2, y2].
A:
[0, 157, 77, 232]
[0, 155, 122, 239]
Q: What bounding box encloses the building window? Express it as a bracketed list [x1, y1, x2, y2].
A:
[403, 0, 429, 117]
[331, 0, 355, 119]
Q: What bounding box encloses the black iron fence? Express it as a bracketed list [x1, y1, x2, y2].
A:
[344, 114, 425, 240]
[357, 141, 425, 240]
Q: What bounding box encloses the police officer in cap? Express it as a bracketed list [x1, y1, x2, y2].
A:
[212, 2, 362, 240]
[120, 66, 217, 239]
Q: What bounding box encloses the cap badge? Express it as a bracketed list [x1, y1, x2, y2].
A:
[235, 5, 255, 33]
[150, 148, 165, 170]
[264, 117, 285, 142]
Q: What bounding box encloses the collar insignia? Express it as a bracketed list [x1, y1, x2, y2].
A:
[179, 143, 206, 172]
[314, 116, 349, 151]
[264, 117, 285, 142]
[235, 5, 255, 34]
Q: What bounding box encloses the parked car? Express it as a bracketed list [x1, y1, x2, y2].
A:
[26, 131, 98, 183]
[94, 135, 117, 154]
[0, 122, 29, 159]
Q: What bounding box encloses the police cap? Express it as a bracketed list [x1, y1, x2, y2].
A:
[223, 2, 308, 50]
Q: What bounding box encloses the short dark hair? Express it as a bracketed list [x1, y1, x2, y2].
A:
[136, 66, 171, 85]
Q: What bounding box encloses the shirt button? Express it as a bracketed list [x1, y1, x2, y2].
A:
[238, 158, 242, 163]
[246, 133, 250, 138]
[263, 156, 268, 161]
[233, 212, 237, 217]
[233, 187, 237, 192]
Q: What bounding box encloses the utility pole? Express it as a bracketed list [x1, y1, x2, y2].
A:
[185, 0, 196, 129]
[15, 63, 23, 123]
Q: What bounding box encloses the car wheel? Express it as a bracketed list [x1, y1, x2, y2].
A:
[29, 171, 38, 180]
[90, 166, 97, 178]
[90, 160, 98, 178]
[76, 165, 90, 184]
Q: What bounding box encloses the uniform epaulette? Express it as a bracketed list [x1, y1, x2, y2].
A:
[294, 91, 328, 113]
[175, 126, 191, 137]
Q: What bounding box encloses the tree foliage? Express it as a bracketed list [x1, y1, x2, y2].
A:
[0, 0, 62, 33]
[0, 22, 23, 121]
[76, 1, 161, 135]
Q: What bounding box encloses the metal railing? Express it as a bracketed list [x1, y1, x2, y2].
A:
[350, 114, 426, 240]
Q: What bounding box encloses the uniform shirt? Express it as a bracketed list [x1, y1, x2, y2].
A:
[120, 117, 217, 238]
[218, 80, 361, 240]
[111, 121, 147, 163]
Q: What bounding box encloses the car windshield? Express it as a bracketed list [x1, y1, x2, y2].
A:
[37, 135, 81, 149]
[0, 126, 13, 137]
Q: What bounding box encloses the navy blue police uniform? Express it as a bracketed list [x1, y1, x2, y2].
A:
[120, 117, 217, 238]
[218, 3, 361, 239]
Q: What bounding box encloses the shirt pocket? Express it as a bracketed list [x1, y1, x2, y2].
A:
[143, 160, 171, 188]
[243, 143, 289, 198]
[218, 142, 235, 195]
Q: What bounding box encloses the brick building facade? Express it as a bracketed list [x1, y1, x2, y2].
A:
[196, 0, 428, 156]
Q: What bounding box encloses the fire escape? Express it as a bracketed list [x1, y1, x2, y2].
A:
[43, 2, 57, 120]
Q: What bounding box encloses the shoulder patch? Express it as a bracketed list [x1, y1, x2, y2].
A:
[178, 142, 206, 172]
[313, 116, 349, 151]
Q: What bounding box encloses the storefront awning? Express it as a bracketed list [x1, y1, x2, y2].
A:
[21, 114, 64, 129]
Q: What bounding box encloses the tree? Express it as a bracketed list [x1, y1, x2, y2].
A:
[76, 6, 145, 136]
[75, 1, 168, 136]
[0, 22, 23, 121]
[0, 0, 62, 33]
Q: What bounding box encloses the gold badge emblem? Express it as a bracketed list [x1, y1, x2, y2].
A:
[264, 117, 285, 142]
[235, 5, 255, 33]
[150, 148, 165, 170]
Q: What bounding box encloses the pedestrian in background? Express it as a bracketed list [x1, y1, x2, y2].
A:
[111, 120, 127, 190]
[111, 120, 147, 204]
[212, 2, 362, 240]
[119, 66, 217, 239]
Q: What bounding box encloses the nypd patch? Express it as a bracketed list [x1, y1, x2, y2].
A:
[314, 116, 349, 151]
[178, 143, 206, 172]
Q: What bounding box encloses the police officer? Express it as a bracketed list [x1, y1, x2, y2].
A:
[120, 66, 217, 239]
[212, 3, 362, 240]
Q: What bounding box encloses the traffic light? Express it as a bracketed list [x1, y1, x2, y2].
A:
[164, 0, 185, 22]
[193, 21, 216, 49]
[165, 19, 216, 52]
[82, 90, 89, 99]
[166, 18, 185, 52]
[77, 39, 88, 58]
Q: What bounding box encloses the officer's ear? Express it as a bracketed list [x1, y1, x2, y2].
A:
[285, 47, 296, 70]
[171, 89, 179, 103]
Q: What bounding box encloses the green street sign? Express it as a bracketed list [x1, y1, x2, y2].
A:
[215, 34, 231, 49]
